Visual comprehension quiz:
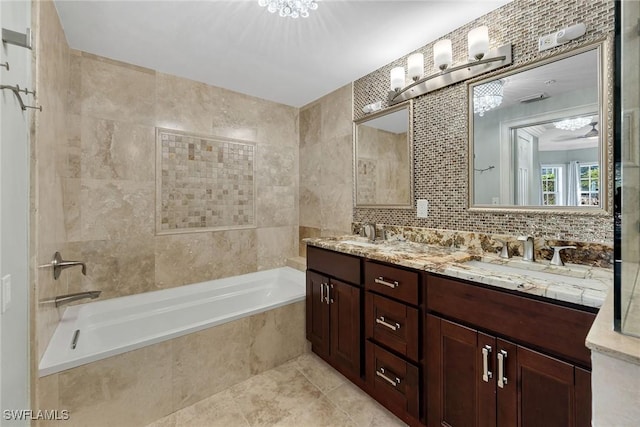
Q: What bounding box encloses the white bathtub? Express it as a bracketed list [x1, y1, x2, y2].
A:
[39, 267, 305, 377]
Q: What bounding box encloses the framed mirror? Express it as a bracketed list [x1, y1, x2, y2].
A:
[468, 42, 608, 211]
[354, 101, 414, 208]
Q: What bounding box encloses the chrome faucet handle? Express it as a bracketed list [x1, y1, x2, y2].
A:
[52, 252, 87, 280]
[494, 239, 510, 259]
[550, 246, 577, 266]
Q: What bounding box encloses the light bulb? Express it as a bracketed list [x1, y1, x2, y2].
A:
[407, 53, 424, 81]
[390, 67, 405, 92]
[468, 26, 489, 60]
[433, 39, 452, 71]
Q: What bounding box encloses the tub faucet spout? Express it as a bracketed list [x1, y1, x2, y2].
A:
[55, 291, 101, 307]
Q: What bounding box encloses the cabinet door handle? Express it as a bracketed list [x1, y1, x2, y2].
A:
[324, 283, 330, 304]
[482, 345, 493, 382]
[497, 350, 508, 388]
[320, 282, 325, 303]
[375, 316, 401, 331]
[376, 367, 401, 387]
[329, 283, 334, 304]
[375, 276, 399, 288]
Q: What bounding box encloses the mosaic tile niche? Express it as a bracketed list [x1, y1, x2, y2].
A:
[157, 128, 255, 233]
[352, 0, 615, 243]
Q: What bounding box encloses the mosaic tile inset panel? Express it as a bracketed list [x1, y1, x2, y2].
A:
[156, 128, 255, 233]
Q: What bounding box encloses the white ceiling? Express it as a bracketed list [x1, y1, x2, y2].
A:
[54, 0, 512, 107]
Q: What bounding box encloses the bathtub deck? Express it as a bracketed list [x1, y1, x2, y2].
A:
[145, 353, 406, 427]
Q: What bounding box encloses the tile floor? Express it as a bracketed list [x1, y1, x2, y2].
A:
[146, 352, 407, 427]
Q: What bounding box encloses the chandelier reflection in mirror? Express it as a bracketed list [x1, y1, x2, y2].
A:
[553, 116, 592, 131]
[473, 80, 504, 116]
[258, 0, 319, 18]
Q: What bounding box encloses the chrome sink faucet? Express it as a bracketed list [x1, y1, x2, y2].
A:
[517, 236, 535, 262]
[361, 223, 377, 242]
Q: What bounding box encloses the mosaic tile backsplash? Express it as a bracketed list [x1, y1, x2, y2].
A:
[157, 128, 255, 232]
[352, 0, 615, 243]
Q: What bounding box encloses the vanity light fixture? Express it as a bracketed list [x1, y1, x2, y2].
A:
[257, 0, 318, 19]
[388, 26, 512, 106]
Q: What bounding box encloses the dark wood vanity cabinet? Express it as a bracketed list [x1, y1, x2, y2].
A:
[425, 274, 595, 427]
[306, 246, 597, 427]
[306, 246, 362, 381]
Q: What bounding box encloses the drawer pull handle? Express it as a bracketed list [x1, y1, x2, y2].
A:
[375, 316, 401, 331]
[376, 367, 401, 387]
[375, 277, 399, 288]
[482, 345, 492, 382]
[497, 350, 508, 388]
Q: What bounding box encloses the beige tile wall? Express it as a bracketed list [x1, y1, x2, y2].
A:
[298, 84, 354, 256]
[61, 50, 299, 304]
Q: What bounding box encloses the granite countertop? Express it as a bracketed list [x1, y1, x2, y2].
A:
[303, 235, 612, 309]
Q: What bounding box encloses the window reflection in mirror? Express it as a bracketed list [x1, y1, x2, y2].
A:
[469, 44, 606, 210]
[355, 102, 413, 208]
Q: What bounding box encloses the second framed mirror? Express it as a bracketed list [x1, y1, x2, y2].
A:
[468, 42, 608, 212]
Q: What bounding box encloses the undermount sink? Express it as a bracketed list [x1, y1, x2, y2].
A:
[463, 260, 598, 287]
[340, 239, 380, 248]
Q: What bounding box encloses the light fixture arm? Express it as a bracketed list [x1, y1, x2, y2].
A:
[388, 44, 512, 106]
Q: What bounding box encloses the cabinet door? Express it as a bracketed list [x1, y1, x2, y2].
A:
[427, 315, 496, 427]
[306, 271, 329, 358]
[330, 279, 361, 378]
[513, 346, 576, 427]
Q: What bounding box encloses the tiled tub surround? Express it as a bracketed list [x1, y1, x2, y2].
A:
[304, 235, 611, 309]
[38, 299, 306, 427]
[352, 0, 615, 243]
[157, 128, 255, 232]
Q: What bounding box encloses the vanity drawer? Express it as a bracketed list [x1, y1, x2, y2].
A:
[365, 262, 419, 305]
[366, 341, 420, 419]
[365, 293, 419, 362]
[307, 246, 361, 285]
